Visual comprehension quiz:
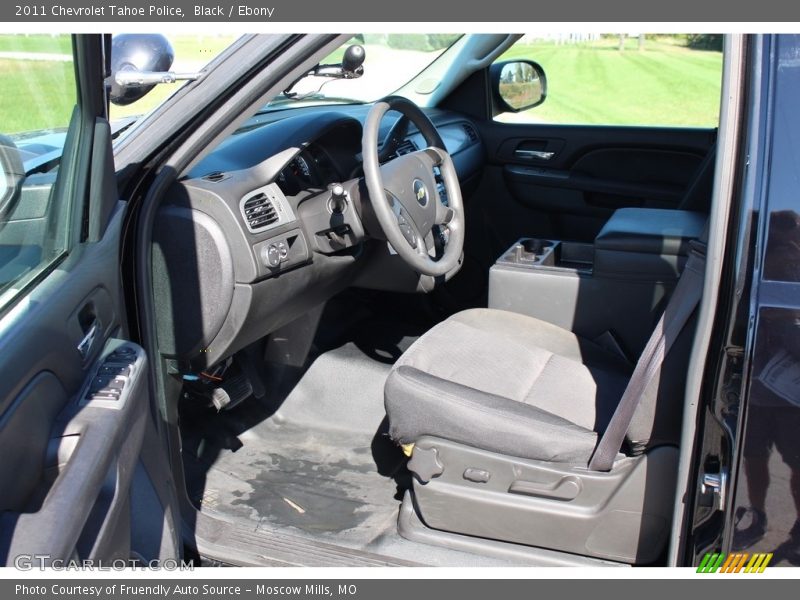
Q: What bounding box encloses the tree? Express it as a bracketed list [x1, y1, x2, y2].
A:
[686, 34, 723, 51]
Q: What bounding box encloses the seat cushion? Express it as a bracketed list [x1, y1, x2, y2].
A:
[384, 309, 632, 463]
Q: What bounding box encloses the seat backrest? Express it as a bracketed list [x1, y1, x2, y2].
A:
[679, 141, 716, 213]
[624, 311, 698, 454]
[625, 143, 716, 448]
[589, 236, 707, 470]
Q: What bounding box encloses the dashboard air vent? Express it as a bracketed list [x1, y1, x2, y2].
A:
[395, 139, 418, 157]
[203, 171, 227, 182]
[243, 193, 279, 230]
[462, 123, 478, 143]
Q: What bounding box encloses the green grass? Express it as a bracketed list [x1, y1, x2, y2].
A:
[109, 34, 239, 120]
[0, 59, 75, 134]
[169, 35, 240, 61]
[0, 34, 240, 132]
[498, 38, 723, 126]
[0, 34, 71, 54]
[0, 35, 75, 133]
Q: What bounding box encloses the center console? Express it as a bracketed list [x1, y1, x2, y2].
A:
[495, 238, 594, 272]
[489, 208, 706, 360]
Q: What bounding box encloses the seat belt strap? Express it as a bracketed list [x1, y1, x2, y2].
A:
[588, 240, 707, 471]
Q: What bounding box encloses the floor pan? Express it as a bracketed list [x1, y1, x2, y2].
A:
[184, 419, 410, 549]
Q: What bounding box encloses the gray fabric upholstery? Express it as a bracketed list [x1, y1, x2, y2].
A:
[384, 309, 632, 463]
[386, 366, 601, 463]
[626, 311, 697, 453]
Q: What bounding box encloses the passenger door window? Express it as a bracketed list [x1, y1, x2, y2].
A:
[494, 34, 723, 127]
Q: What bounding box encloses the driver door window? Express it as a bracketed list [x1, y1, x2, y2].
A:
[0, 34, 77, 309]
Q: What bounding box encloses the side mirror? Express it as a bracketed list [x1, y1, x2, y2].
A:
[490, 60, 547, 113]
[109, 34, 175, 106]
[0, 135, 24, 224]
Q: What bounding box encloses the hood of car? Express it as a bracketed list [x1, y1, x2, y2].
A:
[12, 116, 139, 173]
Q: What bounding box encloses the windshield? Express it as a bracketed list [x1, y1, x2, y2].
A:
[3, 34, 459, 167]
[265, 34, 462, 109]
[0, 33, 240, 171]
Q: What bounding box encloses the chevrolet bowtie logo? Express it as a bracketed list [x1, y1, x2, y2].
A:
[413, 179, 428, 206]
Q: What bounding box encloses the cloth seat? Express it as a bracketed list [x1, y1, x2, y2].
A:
[384, 308, 634, 464]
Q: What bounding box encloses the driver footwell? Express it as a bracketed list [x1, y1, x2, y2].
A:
[179, 294, 536, 565]
[181, 340, 410, 548]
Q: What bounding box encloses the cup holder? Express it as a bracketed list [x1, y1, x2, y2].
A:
[503, 238, 557, 266]
[498, 237, 593, 272]
[521, 239, 553, 255]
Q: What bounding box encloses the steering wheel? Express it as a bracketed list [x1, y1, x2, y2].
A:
[362, 96, 465, 277]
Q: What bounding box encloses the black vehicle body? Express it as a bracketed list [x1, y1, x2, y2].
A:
[688, 34, 800, 566]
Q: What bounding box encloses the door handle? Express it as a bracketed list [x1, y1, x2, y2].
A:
[77, 320, 99, 362]
[515, 149, 555, 160]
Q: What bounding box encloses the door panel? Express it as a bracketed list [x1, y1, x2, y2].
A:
[1, 341, 150, 562]
[0, 211, 152, 564]
[0, 35, 179, 567]
[477, 122, 717, 244]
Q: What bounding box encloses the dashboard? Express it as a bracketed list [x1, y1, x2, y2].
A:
[152, 104, 485, 369]
[276, 145, 343, 196]
[276, 152, 316, 196]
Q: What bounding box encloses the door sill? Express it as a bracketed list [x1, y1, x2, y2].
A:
[186, 510, 421, 567]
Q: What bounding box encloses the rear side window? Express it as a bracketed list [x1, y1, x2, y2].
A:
[494, 34, 723, 127]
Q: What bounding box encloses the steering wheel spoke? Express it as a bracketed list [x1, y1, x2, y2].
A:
[392, 206, 418, 249]
[419, 146, 447, 167]
[436, 202, 455, 226]
[392, 201, 434, 256]
[362, 96, 465, 277]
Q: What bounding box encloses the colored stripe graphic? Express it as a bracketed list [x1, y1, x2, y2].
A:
[758, 553, 773, 572]
[720, 553, 736, 572]
[697, 553, 726, 573]
[745, 554, 761, 573]
[696, 552, 773, 573]
[697, 554, 712, 573]
[734, 553, 749, 572]
[711, 553, 725, 572]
